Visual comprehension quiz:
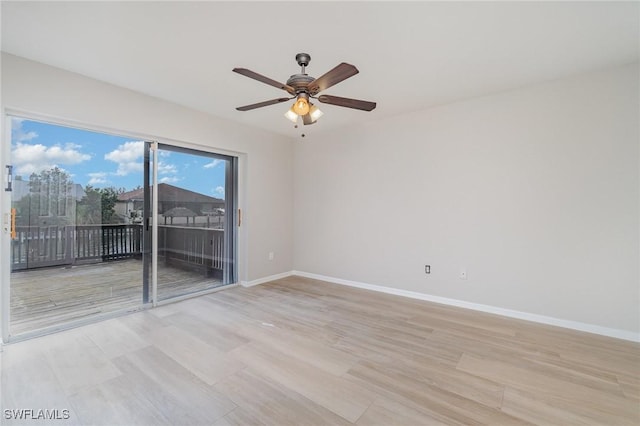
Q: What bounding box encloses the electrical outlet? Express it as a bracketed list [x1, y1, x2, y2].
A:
[459, 268, 467, 280]
[425, 265, 431, 274]
[268, 251, 274, 261]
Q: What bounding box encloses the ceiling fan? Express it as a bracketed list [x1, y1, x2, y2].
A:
[233, 53, 376, 125]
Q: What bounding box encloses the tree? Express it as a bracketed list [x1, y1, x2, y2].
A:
[12, 167, 125, 226]
[76, 185, 102, 224]
[14, 167, 74, 226]
[99, 187, 120, 224]
[77, 185, 124, 224]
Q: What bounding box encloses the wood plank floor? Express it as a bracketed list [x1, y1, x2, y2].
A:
[1, 275, 638, 425]
[10, 259, 225, 335]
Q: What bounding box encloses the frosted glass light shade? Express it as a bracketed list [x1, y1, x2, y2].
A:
[309, 105, 324, 121]
[284, 109, 298, 123]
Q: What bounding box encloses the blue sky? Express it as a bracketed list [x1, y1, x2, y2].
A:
[10, 117, 226, 198]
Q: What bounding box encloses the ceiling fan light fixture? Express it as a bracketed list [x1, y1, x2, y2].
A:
[284, 108, 299, 123]
[292, 94, 310, 116]
[309, 104, 323, 122]
[234, 53, 376, 126]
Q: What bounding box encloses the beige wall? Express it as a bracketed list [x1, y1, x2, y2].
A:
[0, 53, 294, 284]
[293, 64, 640, 336]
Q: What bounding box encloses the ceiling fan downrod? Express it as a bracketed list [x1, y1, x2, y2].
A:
[296, 53, 311, 74]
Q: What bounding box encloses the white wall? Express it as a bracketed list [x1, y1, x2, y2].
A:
[2, 53, 638, 339]
[294, 64, 640, 336]
[1, 53, 294, 283]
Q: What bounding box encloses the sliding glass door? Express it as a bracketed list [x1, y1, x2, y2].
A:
[4, 116, 237, 339]
[152, 143, 237, 301]
[7, 117, 146, 335]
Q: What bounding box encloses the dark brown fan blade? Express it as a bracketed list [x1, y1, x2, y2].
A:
[308, 63, 359, 95]
[236, 98, 291, 111]
[317, 95, 376, 111]
[302, 113, 316, 125]
[233, 68, 295, 94]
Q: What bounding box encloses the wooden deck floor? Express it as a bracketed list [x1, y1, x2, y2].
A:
[10, 259, 226, 335]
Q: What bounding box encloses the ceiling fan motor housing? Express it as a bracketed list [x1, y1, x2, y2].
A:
[286, 73, 314, 94]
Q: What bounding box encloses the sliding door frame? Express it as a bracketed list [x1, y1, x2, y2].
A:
[1, 114, 13, 343]
[0, 109, 245, 343]
[154, 142, 238, 300]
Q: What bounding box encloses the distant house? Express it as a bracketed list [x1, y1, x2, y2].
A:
[116, 183, 225, 224]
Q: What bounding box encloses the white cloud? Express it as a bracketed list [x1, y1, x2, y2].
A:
[46, 145, 91, 163]
[214, 186, 225, 196]
[160, 176, 181, 184]
[88, 172, 108, 185]
[12, 141, 91, 176]
[158, 161, 177, 175]
[204, 159, 222, 169]
[105, 140, 144, 162]
[114, 162, 143, 176]
[11, 117, 38, 143]
[105, 141, 144, 176]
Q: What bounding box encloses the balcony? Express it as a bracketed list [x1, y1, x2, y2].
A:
[9, 224, 227, 335]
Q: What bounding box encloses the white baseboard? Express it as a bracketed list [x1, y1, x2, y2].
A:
[240, 271, 294, 288]
[291, 270, 640, 343]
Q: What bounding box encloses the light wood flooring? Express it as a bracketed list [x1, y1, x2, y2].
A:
[10, 259, 224, 335]
[1, 275, 638, 425]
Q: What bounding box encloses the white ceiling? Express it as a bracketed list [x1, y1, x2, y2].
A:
[2, 1, 638, 138]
